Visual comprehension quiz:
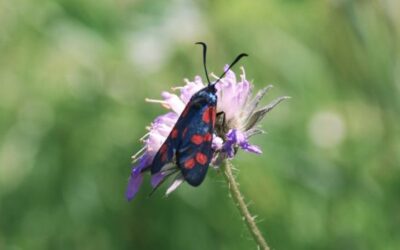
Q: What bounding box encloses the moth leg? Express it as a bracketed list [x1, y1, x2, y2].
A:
[216, 111, 225, 123]
[216, 112, 228, 138]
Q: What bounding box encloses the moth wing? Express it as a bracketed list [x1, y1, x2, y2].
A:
[176, 106, 216, 186]
[150, 104, 192, 174]
[150, 131, 178, 175]
[177, 140, 213, 186]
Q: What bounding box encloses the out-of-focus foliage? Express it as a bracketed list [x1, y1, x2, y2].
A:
[1, 0, 399, 249]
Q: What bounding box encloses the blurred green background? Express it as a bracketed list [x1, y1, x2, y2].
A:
[1, 0, 399, 249]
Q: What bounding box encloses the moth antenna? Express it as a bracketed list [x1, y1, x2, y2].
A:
[195, 42, 212, 86]
[213, 53, 248, 86]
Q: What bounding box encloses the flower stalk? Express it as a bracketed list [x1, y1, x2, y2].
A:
[222, 160, 270, 250]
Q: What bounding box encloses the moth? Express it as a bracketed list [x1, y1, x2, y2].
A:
[150, 42, 248, 188]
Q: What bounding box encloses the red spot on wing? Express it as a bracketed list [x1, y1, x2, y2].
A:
[159, 144, 167, 153]
[202, 107, 211, 123]
[191, 134, 203, 145]
[184, 158, 195, 169]
[204, 133, 212, 142]
[211, 107, 216, 126]
[171, 129, 178, 139]
[202, 106, 216, 125]
[161, 152, 167, 162]
[195, 152, 208, 165]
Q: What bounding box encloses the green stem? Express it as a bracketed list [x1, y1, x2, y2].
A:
[222, 160, 270, 250]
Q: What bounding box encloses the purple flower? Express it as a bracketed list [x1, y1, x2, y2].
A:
[126, 66, 289, 200]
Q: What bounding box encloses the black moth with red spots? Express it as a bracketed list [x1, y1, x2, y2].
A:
[150, 80, 217, 186]
[150, 42, 248, 187]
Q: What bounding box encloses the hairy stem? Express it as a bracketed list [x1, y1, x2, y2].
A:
[222, 160, 270, 250]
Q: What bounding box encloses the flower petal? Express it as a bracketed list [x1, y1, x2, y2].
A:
[245, 96, 290, 131]
[239, 142, 262, 154]
[126, 171, 144, 201]
[126, 155, 151, 201]
[223, 65, 237, 83]
[222, 129, 262, 157]
[180, 77, 205, 104]
[146, 112, 179, 155]
[244, 85, 273, 120]
[223, 129, 239, 158]
[153, 112, 179, 127]
[161, 92, 185, 114]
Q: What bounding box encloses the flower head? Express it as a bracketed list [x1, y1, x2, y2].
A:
[126, 66, 289, 200]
